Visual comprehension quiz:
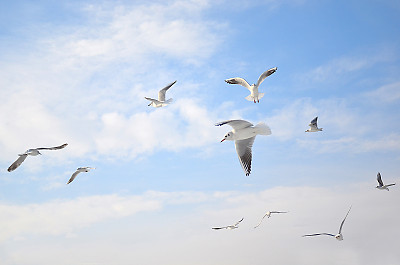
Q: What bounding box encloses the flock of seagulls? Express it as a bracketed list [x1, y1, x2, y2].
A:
[6, 66, 396, 241]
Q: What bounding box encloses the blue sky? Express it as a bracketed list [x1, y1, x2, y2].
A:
[1, 0, 400, 264]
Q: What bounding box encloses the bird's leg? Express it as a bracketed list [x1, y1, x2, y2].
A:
[254, 99, 256, 103]
[257, 99, 259, 103]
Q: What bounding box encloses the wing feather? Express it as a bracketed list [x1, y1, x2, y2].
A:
[37, 143, 68, 151]
[225, 77, 252, 90]
[215, 120, 253, 130]
[158, 80, 176, 102]
[7, 154, 28, 172]
[255, 67, 277, 87]
[235, 137, 256, 176]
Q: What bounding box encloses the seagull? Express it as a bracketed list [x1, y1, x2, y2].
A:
[254, 211, 288, 228]
[302, 206, 352, 241]
[216, 119, 271, 176]
[225, 67, 277, 103]
[212, 218, 244, 230]
[376, 172, 395, 191]
[7, 143, 68, 172]
[67, 167, 95, 184]
[144, 80, 176, 107]
[305, 116, 323, 132]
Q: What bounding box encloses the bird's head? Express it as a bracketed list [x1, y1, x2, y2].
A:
[221, 132, 234, 142]
[335, 234, 343, 241]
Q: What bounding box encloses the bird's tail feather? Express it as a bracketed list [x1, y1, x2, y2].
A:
[245, 95, 253, 101]
[165, 98, 173, 104]
[255, 122, 271, 135]
[258, 93, 265, 99]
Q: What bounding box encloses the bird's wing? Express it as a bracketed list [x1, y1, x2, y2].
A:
[235, 137, 256, 176]
[234, 218, 244, 226]
[67, 170, 81, 184]
[212, 226, 227, 230]
[309, 117, 318, 126]
[7, 154, 28, 172]
[225, 77, 252, 90]
[302, 233, 336, 237]
[255, 67, 277, 88]
[215, 120, 253, 130]
[254, 213, 268, 228]
[144, 97, 158, 103]
[377, 172, 384, 186]
[339, 206, 352, 234]
[36, 143, 68, 151]
[386, 183, 396, 187]
[271, 211, 288, 214]
[158, 80, 176, 102]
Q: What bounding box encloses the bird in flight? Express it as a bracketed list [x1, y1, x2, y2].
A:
[216, 119, 271, 176]
[67, 167, 95, 184]
[305, 116, 323, 132]
[254, 211, 288, 228]
[376, 172, 395, 191]
[212, 218, 244, 230]
[225, 67, 277, 103]
[144, 80, 176, 107]
[302, 206, 352, 241]
[8, 143, 68, 172]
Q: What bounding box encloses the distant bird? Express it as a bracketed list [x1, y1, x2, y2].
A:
[144, 80, 176, 107]
[225, 67, 277, 103]
[216, 119, 271, 176]
[376, 172, 395, 191]
[254, 211, 288, 228]
[8, 143, 68, 172]
[212, 218, 244, 230]
[302, 206, 352, 241]
[67, 167, 95, 184]
[305, 116, 323, 132]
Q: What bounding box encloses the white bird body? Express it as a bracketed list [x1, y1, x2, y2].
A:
[254, 211, 288, 228]
[67, 167, 95, 184]
[303, 206, 352, 241]
[376, 172, 395, 191]
[212, 218, 244, 230]
[305, 116, 323, 132]
[145, 80, 176, 108]
[216, 119, 271, 176]
[225, 67, 277, 103]
[8, 143, 68, 172]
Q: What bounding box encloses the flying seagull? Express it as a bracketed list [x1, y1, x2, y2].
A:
[67, 167, 95, 184]
[254, 211, 288, 228]
[225, 67, 277, 103]
[144, 80, 176, 107]
[216, 119, 271, 176]
[376, 172, 395, 191]
[305, 116, 323, 132]
[8, 143, 68, 172]
[212, 218, 244, 230]
[302, 206, 352, 241]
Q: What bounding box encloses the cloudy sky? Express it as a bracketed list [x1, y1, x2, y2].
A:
[1, 0, 400, 264]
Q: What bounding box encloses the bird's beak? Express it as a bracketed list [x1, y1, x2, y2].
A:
[220, 139, 225, 142]
[148, 103, 151, 106]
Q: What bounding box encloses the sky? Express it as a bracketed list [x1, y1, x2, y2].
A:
[0, 0, 400, 264]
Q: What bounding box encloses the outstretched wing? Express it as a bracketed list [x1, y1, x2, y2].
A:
[339, 206, 352, 234]
[67, 170, 81, 184]
[37, 143, 68, 151]
[215, 120, 253, 130]
[7, 154, 28, 172]
[270, 211, 288, 214]
[235, 137, 256, 176]
[225, 77, 252, 90]
[158, 80, 176, 102]
[302, 233, 336, 237]
[212, 226, 227, 230]
[234, 217, 244, 226]
[255, 67, 277, 88]
[308, 117, 319, 130]
[377, 172, 384, 186]
[254, 213, 269, 228]
[386, 183, 396, 187]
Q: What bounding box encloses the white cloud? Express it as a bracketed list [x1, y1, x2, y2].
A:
[365, 81, 400, 103]
[1, 183, 400, 265]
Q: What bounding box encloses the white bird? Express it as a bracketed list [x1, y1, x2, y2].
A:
[67, 167, 95, 184]
[254, 211, 288, 228]
[212, 218, 244, 230]
[216, 119, 271, 176]
[8, 143, 68, 172]
[144, 80, 176, 107]
[225, 67, 277, 103]
[376, 172, 395, 191]
[305, 116, 323, 132]
[302, 206, 352, 241]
